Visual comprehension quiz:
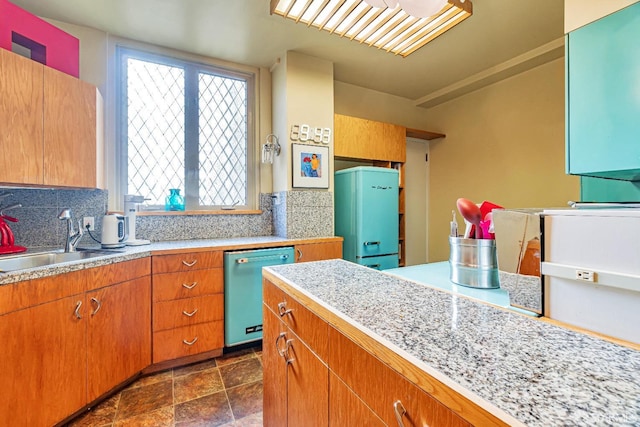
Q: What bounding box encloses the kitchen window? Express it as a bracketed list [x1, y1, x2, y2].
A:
[116, 47, 256, 210]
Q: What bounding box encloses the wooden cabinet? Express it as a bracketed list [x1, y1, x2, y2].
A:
[264, 277, 481, 427]
[0, 258, 151, 426]
[43, 66, 100, 188]
[87, 275, 151, 402]
[263, 280, 329, 426]
[0, 48, 101, 188]
[566, 2, 640, 181]
[334, 114, 406, 163]
[0, 295, 86, 427]
[328, 326, 470, 427]
[294, 240, 342, 263]
[151, 251, 224, 363]
[0, 48, 44, 184]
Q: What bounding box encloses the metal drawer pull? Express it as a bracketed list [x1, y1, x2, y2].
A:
[296, 248, 303, 261]
[393, 401, 407, 427]
[182, 282, 198, 289]
[285, 338, 295, 365]
[90, 297, 102, 316]
[74, 301, 83, 319]
[364, 241, 380, 246]
[182, 309, 198, 317]
[275, 332, 287, 357]
[182, 260, 198, 267]
[183, 337, 198, 346]
[278, 302, 292, 317]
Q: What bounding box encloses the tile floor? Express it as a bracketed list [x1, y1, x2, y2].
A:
[65, 346, 263, 427]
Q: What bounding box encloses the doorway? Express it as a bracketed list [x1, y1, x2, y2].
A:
[404, 138, 429, 265]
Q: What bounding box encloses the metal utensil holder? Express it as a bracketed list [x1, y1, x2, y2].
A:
[449, 236, 499, 289]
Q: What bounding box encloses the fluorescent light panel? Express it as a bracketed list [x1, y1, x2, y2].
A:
[270, 0, 472, 57]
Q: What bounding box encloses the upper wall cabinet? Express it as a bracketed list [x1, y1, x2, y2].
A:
[0, 49, 44, 184]
[334, 114, 406, 163]
[0, 48, 102, 188]
[566, 2, 640, 181]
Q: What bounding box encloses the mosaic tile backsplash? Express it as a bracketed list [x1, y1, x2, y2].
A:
[0, 189, 287, 247]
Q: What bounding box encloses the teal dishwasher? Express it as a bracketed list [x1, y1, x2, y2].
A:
[224, 247, 294, 347]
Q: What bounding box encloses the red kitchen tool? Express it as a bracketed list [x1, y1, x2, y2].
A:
[0, 215, 27, 255]
[456, 198, 483, 239]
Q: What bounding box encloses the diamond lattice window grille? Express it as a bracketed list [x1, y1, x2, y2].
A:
[119, 48, 254, 210]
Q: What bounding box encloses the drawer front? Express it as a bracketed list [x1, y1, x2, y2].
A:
[329, 371, 385, 427]
[152, 251, 222, 274]
[263, 279, 329, 361]
[153, 294, 223, 332]
[152, 269, 223, 302]
[152, 320, 223, 363]
[328, 327, 471, 427]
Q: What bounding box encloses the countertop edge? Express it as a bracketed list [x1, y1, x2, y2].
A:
[0, 236, 343, 285]
[262, 266, 525, 427]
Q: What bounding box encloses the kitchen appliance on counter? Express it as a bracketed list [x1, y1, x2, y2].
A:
[123, 194, 150, 246]
[334, 166, 399, 270]
[492, 209, 544, 315]
[541, 209, 640, 344]
[101, 214, 128, 248]
[224, 247, 294, 347]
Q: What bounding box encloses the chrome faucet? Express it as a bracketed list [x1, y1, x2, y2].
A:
[58, 208, 84, 252]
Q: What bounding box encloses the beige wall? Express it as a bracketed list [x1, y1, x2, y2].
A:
[272, 52, 334, 193]
[426, 58, 579, 262]
[565, 0, 638, 32]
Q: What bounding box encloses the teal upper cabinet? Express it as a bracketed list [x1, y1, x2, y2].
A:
[567, 2, 640, 181]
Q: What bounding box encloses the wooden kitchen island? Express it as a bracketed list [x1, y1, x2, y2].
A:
[262, 259, 640, 427]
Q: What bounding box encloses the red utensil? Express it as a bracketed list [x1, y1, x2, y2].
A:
[456, 198, 483, 239]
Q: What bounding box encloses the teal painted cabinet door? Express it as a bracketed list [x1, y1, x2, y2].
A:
[567, 2, 640, 181]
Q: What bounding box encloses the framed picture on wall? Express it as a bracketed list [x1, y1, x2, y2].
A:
[292, 143, 329, 189]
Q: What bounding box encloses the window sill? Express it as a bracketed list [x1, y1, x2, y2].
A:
[136, 209, 263, 216]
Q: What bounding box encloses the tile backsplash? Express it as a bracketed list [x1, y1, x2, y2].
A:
[0, 189, 287, 248]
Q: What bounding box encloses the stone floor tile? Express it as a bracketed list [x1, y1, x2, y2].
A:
[219, 358, 263, 389]
[173, 358, 218, 378]
[227, 381, 263, 421]
[113, 406, 174, 427]
[116, 379, 173, 421]
[65, 393, 120, 427]
[174, 367, 225, 404]
[174, 391, 233, 426]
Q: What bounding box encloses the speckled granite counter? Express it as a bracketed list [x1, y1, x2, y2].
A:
[0, 236, 327, 285]
[264, 259, 640, 427]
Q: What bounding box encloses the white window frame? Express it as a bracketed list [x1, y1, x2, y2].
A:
[114, 45, 258, 211]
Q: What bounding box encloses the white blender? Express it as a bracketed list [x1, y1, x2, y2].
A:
[123, 194, 151, 246]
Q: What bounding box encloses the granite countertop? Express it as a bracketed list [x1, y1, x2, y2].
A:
[264, 259, 640, 427]
[0, 236, 310, 285]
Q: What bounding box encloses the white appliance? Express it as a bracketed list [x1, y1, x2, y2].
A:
[123, 194, 150, 246]
[541, 209, 640, 344]
[101, 214, 128, 248]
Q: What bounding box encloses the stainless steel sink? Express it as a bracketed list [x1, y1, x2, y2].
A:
[0, 249, 116, 273]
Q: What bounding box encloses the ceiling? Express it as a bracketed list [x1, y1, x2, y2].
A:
[9, 0, 564, 106]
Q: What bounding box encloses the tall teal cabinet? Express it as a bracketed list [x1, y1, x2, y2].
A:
[567, 2, 640, 188]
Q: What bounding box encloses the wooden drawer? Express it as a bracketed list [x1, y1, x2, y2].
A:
[153, 294, 223, 332]
[328, 326, 470, 427]
[0, 269, 88, 316]
[152, 320, 223, 363]
[86, 257, 151, 291]
[263, 279, 329, 362]
[152, 269, 223, 302]
[152, 251, 222, 274]
[329, 371, 385, 426]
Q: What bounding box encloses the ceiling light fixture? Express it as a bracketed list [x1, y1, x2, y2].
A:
[269, 0, 472, 57]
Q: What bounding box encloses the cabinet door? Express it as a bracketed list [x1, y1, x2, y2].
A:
[0, 49, 44, 185]
[43, 66, 98, 187]
[567, 2, 640, 180]
[286, 328, 329, 426]
[0, 296, 87, 426]
[294, 242, 342, 263]
[334, 114, 406, 162]
[87, 276, 151, 401]
[263, 304, 288, 427]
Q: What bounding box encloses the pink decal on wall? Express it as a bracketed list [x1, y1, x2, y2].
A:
[0, 0, 79, 77]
